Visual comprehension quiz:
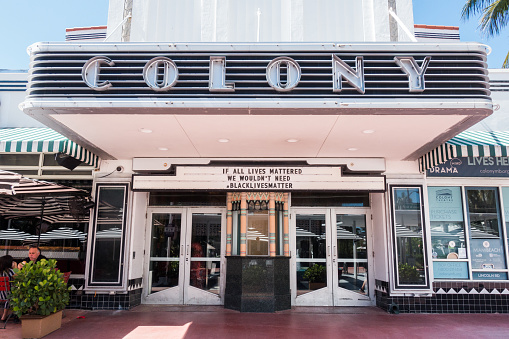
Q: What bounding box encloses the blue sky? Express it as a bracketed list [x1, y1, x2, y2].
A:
[0, 0, 507, 70]
[413, 0, 509, 68]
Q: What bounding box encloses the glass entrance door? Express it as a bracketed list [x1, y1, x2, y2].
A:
[291, 208, 373, 306]
[143, 208, 225, 305]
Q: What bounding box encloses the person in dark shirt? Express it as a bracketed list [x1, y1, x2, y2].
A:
[17, 245, 47, 270]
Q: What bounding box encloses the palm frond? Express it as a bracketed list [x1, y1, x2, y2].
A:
[479, 0, 509, 36]
[503, 50, 509, 68]
[462, 0, 495, 19]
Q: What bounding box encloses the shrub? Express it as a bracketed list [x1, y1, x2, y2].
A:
[303, 264, 326, 283]
[10, 259, 70, 317]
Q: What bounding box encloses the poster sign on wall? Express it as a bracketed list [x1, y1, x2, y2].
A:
[470, 239, 507, 271]
[433, 261, 469, 279]
[472, 272, 508, 280]
[427, 157, 509, 177]
[428, 187, 463, 221]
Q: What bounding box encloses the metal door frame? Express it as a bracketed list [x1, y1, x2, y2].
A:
[142, 207, 226, 305]
[290, 207, 374, 306]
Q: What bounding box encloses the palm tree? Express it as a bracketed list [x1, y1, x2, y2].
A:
[462, 0, 509, 68]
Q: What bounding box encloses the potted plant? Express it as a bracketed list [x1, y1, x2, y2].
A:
[10, 259, 70, 338]
[398, 262, 422, 284]
[303, 264, 327, 290]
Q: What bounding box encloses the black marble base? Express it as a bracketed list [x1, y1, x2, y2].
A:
[224, 256, 291, 312]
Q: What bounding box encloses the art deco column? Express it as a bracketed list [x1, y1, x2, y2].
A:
[226, 192, 233, 256]
[269, 192, 276, 257]
[283, 193, 289, 256]
[240, 192, 247, 256]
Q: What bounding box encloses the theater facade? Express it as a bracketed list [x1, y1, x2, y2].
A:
[19, 34, 506, 312]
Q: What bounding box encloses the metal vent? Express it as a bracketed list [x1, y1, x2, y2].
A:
[27, 45, 490, 99]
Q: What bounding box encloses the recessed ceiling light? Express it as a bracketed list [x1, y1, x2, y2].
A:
[218, 138, 230, 143]
[363, 130, 375, 134]
[286, 139, 299, 143]
[347, 148, 358, 151]
[158, 147, 169, 151]
[139, 128, 152, 133]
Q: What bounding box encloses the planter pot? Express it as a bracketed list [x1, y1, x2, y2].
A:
[21, 310, 63, 339]
[309, 282, 326, 290]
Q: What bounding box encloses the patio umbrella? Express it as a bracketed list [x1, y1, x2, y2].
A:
[0, 228, 32, 240]
[0, 170, 22, 195]
[0, 170, 91, 246]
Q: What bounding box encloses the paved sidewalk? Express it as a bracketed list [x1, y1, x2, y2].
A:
[2, 306, 509, 339]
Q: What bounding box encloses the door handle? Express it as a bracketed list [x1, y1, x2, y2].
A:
[180, 245, 184, 256]
[327, 245, 331, 257]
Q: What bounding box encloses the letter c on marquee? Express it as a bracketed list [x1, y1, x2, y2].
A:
[82, 56, 115, 91]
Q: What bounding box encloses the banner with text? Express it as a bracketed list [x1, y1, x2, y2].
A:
[427, 157, 509, 177]
[133, 166, 385, 191]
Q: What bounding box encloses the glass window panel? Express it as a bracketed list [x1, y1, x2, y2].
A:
[150, 214, 181, 258]
[296, 214, 327, 293]
[43, 153, 92, 167]
[189, 213, 222, 293]
[149, 192, 226, 206]
[149, 213, 181, 294]
[189, 260, 221, 294]
[90, 185, 127, 284]
[392, 187, 427, 287]
[0, 219, 89, 274]
[247, 211, 268, 255]
[291, 192, 369, 207]
[337, 214, 368, 295]
[150, 261, 179, 292]
[428, 187, 467, 260]
[0, 154, 40, 166]
[466, 188, 507, 271]
[190, 214, 221, 259]
[503, 187, 509, 246]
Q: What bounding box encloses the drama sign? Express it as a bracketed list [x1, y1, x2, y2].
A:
[82, 55, 431, 93]
[427, 157, 509, 177]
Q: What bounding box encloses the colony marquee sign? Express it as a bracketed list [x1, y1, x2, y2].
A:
[132, 166, 386, 191]
[82, 55, 431, 93]
[27, 44, 489, 100]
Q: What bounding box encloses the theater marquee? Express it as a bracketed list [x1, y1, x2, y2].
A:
[132, 166, 386, 191]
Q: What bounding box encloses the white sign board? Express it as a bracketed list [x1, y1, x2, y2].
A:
[133, 166, 385, 191]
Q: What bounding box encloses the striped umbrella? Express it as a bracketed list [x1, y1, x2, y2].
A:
[42, 214, 90, 224]
[28, 227, 87, 241]
[0, 170, 22, 195]
[0, 228, 32, 240]
[0, 170, 91, 246]
[96, 227, 122, 239]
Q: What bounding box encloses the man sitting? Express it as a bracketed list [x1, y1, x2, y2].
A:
[17, 245, 47, 270]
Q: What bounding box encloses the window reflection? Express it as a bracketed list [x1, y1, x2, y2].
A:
[296, 214, 327, 293]
[149, 213, 181, 293]
[247, 211, 268, 256]
[190, 213, 221, 294]
[337, 214, 368, 295]
[428, 187, 467, 261]
[90, 186, 127, 285]
[466, 188, 507, 271]
[393, 187, 427, 286]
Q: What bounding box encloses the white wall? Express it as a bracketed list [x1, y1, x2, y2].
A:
[108, 0, 415, 43]
[371, 192, 389, 282]
[468, 69, 509, 132]
[0, 72, 45, 128]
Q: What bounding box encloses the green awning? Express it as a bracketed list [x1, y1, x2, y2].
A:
[0, 128, 100, 167]
[420, 131, 509, 172]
